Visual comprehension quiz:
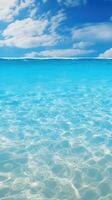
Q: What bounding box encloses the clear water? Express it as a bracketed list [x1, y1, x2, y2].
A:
[0, 59, 112, 200]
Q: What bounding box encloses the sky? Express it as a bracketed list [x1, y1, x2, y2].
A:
[0, 0, 112, 58]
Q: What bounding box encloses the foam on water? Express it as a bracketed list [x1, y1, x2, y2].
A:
[0, 59, 112, 199]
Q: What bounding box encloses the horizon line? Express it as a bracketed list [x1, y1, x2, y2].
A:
[0, 57, 112, 60]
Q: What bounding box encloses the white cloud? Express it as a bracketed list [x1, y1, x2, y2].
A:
[0, 34, 58, 48]
[0, 11, 66, 48]
[72, 23, 112, 42]
[0, 18, 57, 48]
[0, 0, 35, 22]
[29, 7, 37, 18]
[73, 41, 93, 49]
[3, 18, 48, 37]
[99, 48, 112, 58]
[25, 48, 94, 58]
[49, 10, 66, 34]
[57, 0, 87, 7]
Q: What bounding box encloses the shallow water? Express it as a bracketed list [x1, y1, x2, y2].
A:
[0, 59, 112, 200]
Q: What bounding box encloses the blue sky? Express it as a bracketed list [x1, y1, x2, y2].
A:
[0, 0, 112, 58]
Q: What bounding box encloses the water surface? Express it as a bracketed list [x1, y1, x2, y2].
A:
[0, 59, 112, 200]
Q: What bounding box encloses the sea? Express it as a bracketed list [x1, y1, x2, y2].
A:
[0, 59, 112, 200]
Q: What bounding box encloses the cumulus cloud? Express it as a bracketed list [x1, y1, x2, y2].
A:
[72, 23, 112, 42]
[25, 48, 94, 58]
[3, 18, 48, 37]
[0, 11, 66, 48]
[0, 0, 35, 22]
[57, 0, 87, 7]
[99, 48, 112, 58]
[0, 34, 58, 49]
[0, 18, 55, 48]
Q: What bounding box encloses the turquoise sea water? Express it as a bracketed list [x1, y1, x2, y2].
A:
[0, 59, 112, 200]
